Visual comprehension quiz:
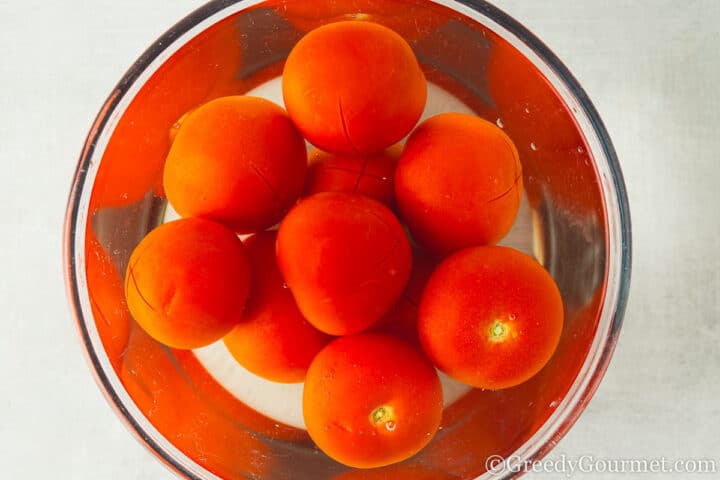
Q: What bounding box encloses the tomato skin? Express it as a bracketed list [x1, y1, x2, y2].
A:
[223, 231, 332, 383]
[283, 21, 426, 155]
[303, 333, 443, 469]
[163, 96, 308, 234]
[418, 246, 563, 390]
[304, 146, 400, 209]
[124, 218, 251, 350]
[372, 250, 437, 347]
[395, 113, 523, 256]
[276, 192, 412, 336]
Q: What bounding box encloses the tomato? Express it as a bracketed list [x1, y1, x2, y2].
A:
[124, 218, 251, 349]
[418, 246, 563, 389]
[304, 145, 400, 208]
[277, 192, 412, 336]
[223, 231, 332, 383]
[395, 113, 522, 256]
[163, 96, 307, 233]
[283, 21, 426, 154]
[303, 334, 443, 468]
[372, 250, 437, 346]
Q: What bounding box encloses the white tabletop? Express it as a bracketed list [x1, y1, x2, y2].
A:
[1, 0, 718, 478]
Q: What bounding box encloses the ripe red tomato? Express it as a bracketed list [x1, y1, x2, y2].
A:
[277, 192, 411, 335]
[303, 334, 443, 468]
[418, 246, 563, 389]
[163, 96, 307, 233]
[304, 146, 400, 208]
[283, 21, 426, 154]
[223, 231, 332, 383]
[395, 113, 522, 256]
[125, 218, 251, 349]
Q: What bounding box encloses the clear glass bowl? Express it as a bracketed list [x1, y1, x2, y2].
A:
[63, 1, 632, 479]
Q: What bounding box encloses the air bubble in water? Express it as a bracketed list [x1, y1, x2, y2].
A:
[496, 118, 504, 129]
[385, 421, 397, 432]
[281, 282, 289, 289]
[530, 142, 538, 151]
[577, 146, 585, 154]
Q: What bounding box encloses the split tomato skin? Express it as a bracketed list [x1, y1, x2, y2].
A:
[395, 113, 523, 256]
[223, 231, 332, 383]
[418, 246, 563, 390]
[276, 192, 412, 336]
[163, 96, 307, 234]
[304, 146, 400, 208]
[124, 218, 251, 350]
[303, 333, 443, 469]
[283, 21, 427, 155]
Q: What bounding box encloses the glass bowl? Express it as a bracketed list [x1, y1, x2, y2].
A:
[63, 1, 632, 479]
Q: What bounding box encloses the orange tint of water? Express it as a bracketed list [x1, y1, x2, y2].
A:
[83, 1, 606, 477]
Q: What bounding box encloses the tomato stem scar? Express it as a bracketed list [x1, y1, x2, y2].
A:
[369, 405, 396, 428]
[488, 320, 509, 343]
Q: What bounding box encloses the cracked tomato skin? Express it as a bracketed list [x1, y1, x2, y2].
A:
[223, 231, 332, 383]
[303, 334, 443, 469]
[418, 246, 563, 390]
[282, 21, 426, 155]
[124, 218, 251, 349]
[304, 145, 400, 209]
[395, 113, 523, 256]
[163, 96, 307, 234]
[277, 192, 411, 336]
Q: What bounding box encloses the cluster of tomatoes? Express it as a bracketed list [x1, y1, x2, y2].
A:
[124, 20, 563, 469]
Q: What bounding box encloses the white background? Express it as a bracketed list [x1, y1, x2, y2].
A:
[1, 0, 718, 478]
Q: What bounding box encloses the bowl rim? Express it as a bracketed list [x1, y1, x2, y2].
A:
[63, 1, 632, 479]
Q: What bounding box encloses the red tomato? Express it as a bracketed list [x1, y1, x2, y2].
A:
[372, 250, 437, 346]
[276, 192, 412, 336]
[304, 146, 400, 208]
[223, 231, 332, 383]
[163, 96, 307, 233]
[303, 334, 443, 468]
[395, 113, 522, 256]
[418, 246, 563, 389]
[283, 21, 426, 154]
[125, 218, 251, 349]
